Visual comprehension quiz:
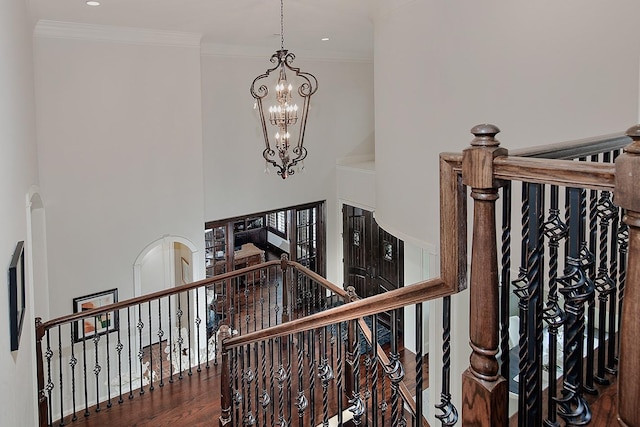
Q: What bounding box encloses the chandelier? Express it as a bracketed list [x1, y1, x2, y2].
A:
[250, 0, 318, 179]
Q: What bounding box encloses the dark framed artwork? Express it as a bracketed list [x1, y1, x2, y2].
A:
[73, 288, 119, 343]
[9, 241, 25, 351]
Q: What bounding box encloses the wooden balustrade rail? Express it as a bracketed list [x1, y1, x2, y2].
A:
[222, 277, 449, 350]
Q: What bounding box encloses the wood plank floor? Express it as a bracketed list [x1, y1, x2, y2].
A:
[55, 340, 428, 427]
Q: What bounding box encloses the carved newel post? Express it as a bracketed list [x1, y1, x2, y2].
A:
[461, 124, 508, 427]
[614, 125, 640, 427]
[218, 325, 233, 427]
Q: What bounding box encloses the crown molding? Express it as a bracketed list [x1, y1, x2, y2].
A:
[34, 20, 202, 48]
[200, 42, 373, 64]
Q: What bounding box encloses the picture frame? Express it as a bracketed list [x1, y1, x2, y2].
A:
[73, 288, 119, 343]
[9, 241, 25, 351]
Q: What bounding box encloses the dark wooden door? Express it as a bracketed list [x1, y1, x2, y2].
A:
[343, 205, 404, 316]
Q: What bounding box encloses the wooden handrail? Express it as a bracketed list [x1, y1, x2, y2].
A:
[510, 132, 629, 159]
[37, 259, 348, 338]
[493, 156, 615, 190]
[223, 277, 448, 350]
[37, 260, 282, 336]
[286, 259, 350, 299]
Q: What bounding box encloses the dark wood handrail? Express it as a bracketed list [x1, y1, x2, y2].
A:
[37, 258, 349, 339]
[509, 132, 629, 159]
[223, 277, 448, 350]
[493, 156, 615, 190]
[286, 259, 350, 299]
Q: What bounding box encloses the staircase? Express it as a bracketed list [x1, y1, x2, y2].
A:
[35, 124, 640, 427]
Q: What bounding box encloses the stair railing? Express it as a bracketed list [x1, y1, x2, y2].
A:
[440, 124, 639, 426]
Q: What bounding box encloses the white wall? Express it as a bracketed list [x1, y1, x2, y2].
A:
[372, 1, 640, 423]
[200, 52, 374, 283]
[373, 0, 640, 248]
[0, 0, 39, 424]
[33, 24, 206, 318]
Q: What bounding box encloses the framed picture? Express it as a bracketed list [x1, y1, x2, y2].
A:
[9, 241, 25, 351]
[73, 288, 119, 343]
[181, 257, 191, 284]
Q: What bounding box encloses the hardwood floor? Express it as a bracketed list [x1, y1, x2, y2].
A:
[54, 339, 427, 427]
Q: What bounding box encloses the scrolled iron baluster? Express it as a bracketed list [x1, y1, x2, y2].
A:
[384, 351, 405, 426]
[556, 257, 594, 426]
[318, 357, 334, 427]
[115, 336, 123, 404]
[594, 189, 616, 385]
[45, 330, 55, 424]
[157, 300, 164, 386]
[435, 296, 459, 427]
[147, 301, 154, 391]
[616, 222, 629, 363]
[69, 327, 78, 420]
[136, 307, 145, 394]
[93, 317, 102, 411]
[58, 326, 65, 426]
[584, 157, 599, 395]
[542, 186, 568, 427]
[348, 392, 365, 426]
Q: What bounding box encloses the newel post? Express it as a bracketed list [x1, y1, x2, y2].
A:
[461, 124, 508, 427]
[218, 325, 233, 427]
[614, 125, 640, 427]
[35, 318, 48, 427]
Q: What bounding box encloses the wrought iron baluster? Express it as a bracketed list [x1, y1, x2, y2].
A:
[585, 157, 599, 395]
[295, 331, 308, 425]
[57, 326, 65, 426]
[115, 317, 123, 404]
[594, 182, 615, 385]
[45, 329, 54, 425]
[276, 336, 287, 427]
[69, 326, 78, 420]
[93, 316, 101, 412]
[435, 296, 458, 426]
[556, 187, 593, 426]
[195, 288, 201, 373]
[148, 300, 154, 391]
[168, 297, 174, 381]
[127, 307, 133, 399]
[137, 305, 145, 394]
[319, 326, 333, 427]
[187, 289, 193, 376]
[542, 184, 567, 427]
[371, 314, 379, 427]
[286, 332, 293, 426]
[607, 149, 621, 374]
[157, 299, 164, 386]
[513, 181, 530, 427]
[500, 182, 512, 380]
[105, 314, 112, 408]
[616, 221, 629, 363]
[384, 309, 404, 427]
[336, 321, 344, 426]
[309, 329, 316, 427]
[177, 293, 184, 379]
[415, 303, 424, 426]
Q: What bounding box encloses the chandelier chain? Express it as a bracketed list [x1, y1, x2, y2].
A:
[280, 0, 285, 50]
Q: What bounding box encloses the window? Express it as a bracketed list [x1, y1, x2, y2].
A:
[267, 210, 287, 238]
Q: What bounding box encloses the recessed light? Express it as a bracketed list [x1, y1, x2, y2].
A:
[321, 37, 329, 41]
[86, 1, 100, 6]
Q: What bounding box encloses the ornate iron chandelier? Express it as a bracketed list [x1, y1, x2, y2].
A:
[250, 0, 318, 179]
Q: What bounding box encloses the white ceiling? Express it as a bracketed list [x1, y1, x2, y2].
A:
[28, 0, 375, 59]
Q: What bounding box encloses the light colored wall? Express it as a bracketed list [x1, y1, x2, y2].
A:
[373, 0, 640, 248]
[33, 24, 206, 319]
[0, 0, 39, 423]
[200, 52, 374, 283]
[372, 1, 640, 423]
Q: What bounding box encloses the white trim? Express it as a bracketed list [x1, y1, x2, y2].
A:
[34, 20, 202, 47]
